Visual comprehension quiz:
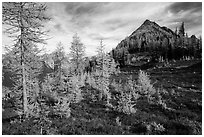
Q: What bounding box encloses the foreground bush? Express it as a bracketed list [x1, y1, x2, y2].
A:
[111, 70, 168, 115]
[137, 70, 156, 102]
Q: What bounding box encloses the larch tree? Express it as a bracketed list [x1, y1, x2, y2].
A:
[95, 39, 108, 101]
[178, 22, 185, 37]
[69, 33, 85, 74]
[52, 42, 66, 89]
[96, 39, 105, 70]
[96, 40, 117, 75]
[2, 2, 50, 116]
[95, 39, 117, 105]
[53, 42, 65, 76]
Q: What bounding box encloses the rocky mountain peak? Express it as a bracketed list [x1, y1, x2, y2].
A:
[143, 19, 153, 25]
[130, 19, 175, 38]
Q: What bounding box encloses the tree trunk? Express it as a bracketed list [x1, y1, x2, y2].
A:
[20, 3, 28, 116]
[22, 58, 28, 115]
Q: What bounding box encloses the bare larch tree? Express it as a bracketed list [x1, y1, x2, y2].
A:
[3, 2, 50, 116]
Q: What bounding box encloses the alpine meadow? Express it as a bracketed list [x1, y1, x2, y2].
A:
[2, 2, 202, 135]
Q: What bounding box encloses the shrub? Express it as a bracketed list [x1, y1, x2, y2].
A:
[24, 76, 71, 134]
[117, 90, 137, 115]
[54, 96, 71, 118]
[41, 76, 55, 93]
[159, 56, 164, 62]
[93, 69, 111, 103]
[69, 75, 83, 103]
[146, 122, 165, 134]
[155, 88, 167, 109]
[126, 77, 141, 101]
[137, 70, 156, 103]
[137, 70, 168, 108]
[114, 70, 167, 115]
[78, 73, 86, 87]
[109, 58, 118, 75]
[182, 118, 202, 135]
[111, 79, 123, 93]
[116, 78, 139, 115]
[115, 116, 121, 126]
[2, 86, 15, 109]
[2, 86, 11, 100]
[86, 72, 97, 88]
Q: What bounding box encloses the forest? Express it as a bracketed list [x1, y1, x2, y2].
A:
[2, 2, 202, 135]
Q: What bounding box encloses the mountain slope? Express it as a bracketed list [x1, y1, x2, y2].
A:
[131, 19, 175, 38]
[111, 19, 201, 67]
[116, 19, 176, 51]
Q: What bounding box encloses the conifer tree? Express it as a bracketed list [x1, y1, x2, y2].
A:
[53, 42, 65, 84]
[179, 22, 185, 37]
[198, 36, 202, 58]
[95, 39, 107, 101]
[175, 27, 178, 36]
[69, 33, 85, 74]
[3, 2, 50, 116]
[95, 40, 117, 104]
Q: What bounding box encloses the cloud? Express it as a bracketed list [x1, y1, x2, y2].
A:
[159, 2, 202, 37]
[88, 33, 108, 41]
[42, 2, 203, 56]
[64, 2, 106, 16]
[2, 2, 202, 56]
[168, 2, 202, 14]
[53, 23, 66, 33]
[103, 19, 129, 31]
[63, 2, 110, 28]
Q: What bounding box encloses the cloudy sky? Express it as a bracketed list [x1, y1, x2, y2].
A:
[2, 2, 202, 56]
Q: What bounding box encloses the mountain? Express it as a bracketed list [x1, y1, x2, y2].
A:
[116, 19, 176, 50]
[111, 19, 201, 67]
[132, 19, 175, 36]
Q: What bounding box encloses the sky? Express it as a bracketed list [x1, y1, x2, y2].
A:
[2, 2, 202, 56]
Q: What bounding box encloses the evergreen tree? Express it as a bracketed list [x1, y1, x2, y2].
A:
[179, 22, 185, 37]
[3, 2, 50, 116]
[178, 22, 185, 58]
[198, 36, 202, 58]
[95, 39, 107, 101]
[52, 42, 66, 89]
[95, 40, 117, 105]
[190, 35, 197, 58]
[175, 27, 178, 36]
[69, 33, 85, 74]
[96, 39, 105, 70]
[53, 42, 65, 77]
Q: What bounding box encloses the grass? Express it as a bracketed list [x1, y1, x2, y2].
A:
[2, 60, 202, 135]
